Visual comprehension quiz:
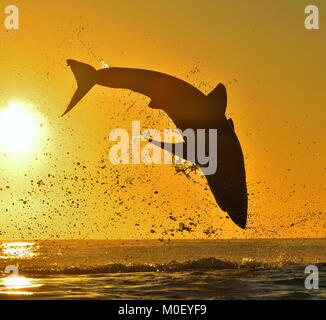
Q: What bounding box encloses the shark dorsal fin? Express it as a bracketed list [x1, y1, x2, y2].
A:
[228, 118, 235, 131]
[207, 83, 227, 114]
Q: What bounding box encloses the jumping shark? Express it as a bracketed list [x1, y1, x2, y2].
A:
[62, 59, 248, 229]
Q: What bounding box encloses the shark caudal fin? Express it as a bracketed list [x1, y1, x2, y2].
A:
[61, 59, 97, 117]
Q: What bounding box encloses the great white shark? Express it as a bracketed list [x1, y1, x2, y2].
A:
[62, 59, 248, 229]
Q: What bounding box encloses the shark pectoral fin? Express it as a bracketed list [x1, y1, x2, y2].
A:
[145, 138, 162, 149]
[145, 138, 186, 159]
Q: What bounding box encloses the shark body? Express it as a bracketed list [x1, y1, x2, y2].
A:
[62, 59, 248, 229]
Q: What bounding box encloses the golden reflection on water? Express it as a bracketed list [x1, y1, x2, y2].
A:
[0, 275, 42, 296]
[0, 242, 39, 259]
[0, 242, 42, 296]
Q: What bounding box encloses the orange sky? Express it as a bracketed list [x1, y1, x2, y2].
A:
[0, 0, 325, 239]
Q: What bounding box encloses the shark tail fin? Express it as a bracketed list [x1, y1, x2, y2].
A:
[61, 59, 97, 117]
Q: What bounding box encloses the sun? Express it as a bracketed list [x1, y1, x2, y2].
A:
[0, 102, 39, 152]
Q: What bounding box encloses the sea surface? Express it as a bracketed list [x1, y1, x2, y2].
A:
[0, 239, 325, 300]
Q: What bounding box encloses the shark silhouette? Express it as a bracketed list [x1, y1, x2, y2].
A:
[62, 59, 248, 229]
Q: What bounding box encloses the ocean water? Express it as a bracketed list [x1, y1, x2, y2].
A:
[0, 239, 325, 299]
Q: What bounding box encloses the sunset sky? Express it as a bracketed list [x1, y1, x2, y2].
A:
[0, 0, 325, 239]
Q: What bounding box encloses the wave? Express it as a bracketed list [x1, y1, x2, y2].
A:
[8, 257, 325, 276]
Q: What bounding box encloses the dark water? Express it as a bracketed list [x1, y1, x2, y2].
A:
[0, 239, 325, 299]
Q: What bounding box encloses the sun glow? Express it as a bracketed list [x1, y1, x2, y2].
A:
[0, 102, 39, 152]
